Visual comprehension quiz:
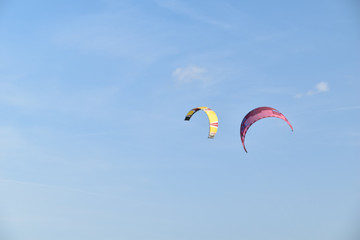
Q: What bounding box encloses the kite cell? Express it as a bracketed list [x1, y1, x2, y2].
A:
[185, 107, 218, 139]
[240, 107, 293, 152]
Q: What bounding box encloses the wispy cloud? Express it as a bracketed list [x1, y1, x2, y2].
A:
[155, 0, 231, 29]
[295, 81, 329, 98]
[0, 78, 38, 108]
[52, 10, 177, 63]
[0, 127, 28, 154]
[323, 105, 360, 112]
[172, 65, 209, 85]
[291, 105, 360, 117]
[349, 132, 360, 136]
[0, 178, 102, 196]
[0, 77, 120, 117]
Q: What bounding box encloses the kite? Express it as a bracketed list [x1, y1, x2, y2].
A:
[185, 107, 218, 139]
[240, 107, 293, 152]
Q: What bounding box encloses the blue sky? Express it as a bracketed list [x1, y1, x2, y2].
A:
[0, 0, 359, 239]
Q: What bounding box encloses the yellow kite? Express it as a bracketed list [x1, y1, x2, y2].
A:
[184, 107, 218, 139]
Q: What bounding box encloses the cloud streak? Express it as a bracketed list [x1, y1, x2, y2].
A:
[155, 0, 231, 29]
[291, 105, 360, 117]
[295, 81, 329, 98]
[323, 105, 360, 112]
[52, 10, 177, 63]
[173, 65, 209, 85]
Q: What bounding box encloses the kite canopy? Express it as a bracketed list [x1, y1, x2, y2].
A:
[240, 107, 293, 152]
[185, 107, 218, 139]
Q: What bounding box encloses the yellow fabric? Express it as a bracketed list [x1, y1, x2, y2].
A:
[185, 107, 218, 139]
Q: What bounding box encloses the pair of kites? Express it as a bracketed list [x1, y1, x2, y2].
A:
[185, 106, 293, 152]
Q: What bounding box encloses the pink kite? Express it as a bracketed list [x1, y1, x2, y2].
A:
[240, 107, 293, 152]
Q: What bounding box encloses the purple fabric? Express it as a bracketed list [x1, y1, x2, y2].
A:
[240, 107, 293, 152]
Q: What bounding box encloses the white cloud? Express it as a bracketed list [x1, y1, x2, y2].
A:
[306, 90, 315, 96]
[295, 81, 329, 98]
[172, 66, 209, 84]
[294, 93, 303, 98]
[315, 81, 329, 92]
